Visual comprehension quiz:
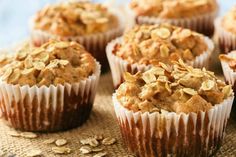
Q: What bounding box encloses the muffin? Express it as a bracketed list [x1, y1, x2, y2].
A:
[128, 0, 218, 36]
[0, 53, 13, 118]
[0, 40, 101, 132]
[215, 7, 236, 53]
[219, 51, 236, 92]
[30, 1, 124, 71]
[113, 60, 234, 157]
[0, 53, 13, 68]
[106, 24, 214, 88]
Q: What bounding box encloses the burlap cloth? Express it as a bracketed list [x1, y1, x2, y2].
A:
[0, 44, 236, 156]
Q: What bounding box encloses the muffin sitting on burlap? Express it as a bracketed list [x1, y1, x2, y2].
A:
[106, 24, 214, 88]
[113, 60, 234, 157]
[0, 40, 100, 132]
[129, 0, 218, 36]
[30, 1, 124, 70]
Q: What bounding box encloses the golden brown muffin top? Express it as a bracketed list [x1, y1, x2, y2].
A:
[219, 51, 236, 71]
[116, 60, 232, 114]
[114, 24, 208, 65]
[130, 0, 218, 18]
[222, 7, 236, 34]
[0, 53, 14, 69]
[33, 1, 118, 36]
[0, 41, 96, 87]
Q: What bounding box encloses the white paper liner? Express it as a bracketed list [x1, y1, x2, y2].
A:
[112, 94, 234, 157]
[106, 36, 214, 88]
[126, 6, 218, 36]
[0, 61, 101, 132]
[220, 51, 236, 88]
[214, 17, 236, 53]
[29, 8, 125, 69]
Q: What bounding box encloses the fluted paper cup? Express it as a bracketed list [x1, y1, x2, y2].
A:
[106, 37, 214, 88]
[220, 51, 236, 92]
[215, 18, 236, 54]
[0, 62, 101, 132]
[113, 94, 234, 157]
[30, 9, 124, 71]
[126, 6, 218, 37]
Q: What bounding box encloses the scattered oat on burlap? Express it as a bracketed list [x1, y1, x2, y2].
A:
[1, 44, 236, 156]
[0, 73, 236, 156]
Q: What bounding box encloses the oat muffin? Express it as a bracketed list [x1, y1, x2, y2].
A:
[106, 24, 214, 88]
[0, 41, 95, 87]
[220, 51, 236, 92]
[0, 40, 101, 132]
[33, 2, 118, 36]
[30, 1, 124, 71]
[129, 0, 218, 36]
[215, 7, 236, 53]
[113, 60, 234, 157]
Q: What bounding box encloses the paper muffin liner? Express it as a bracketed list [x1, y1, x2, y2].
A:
[0, 62, 101, 132]
[214, 18, 236, 54]
[29, 9, 124, 71]
[220, 51, 236, 92]
[113, 94, 234, 157]
[106, 37, 214, 88]
[126, 6, 217, 37]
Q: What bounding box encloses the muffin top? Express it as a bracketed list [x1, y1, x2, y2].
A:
[222, 7, 236, 34]
[33, 1, 118, 36]
[114, 24, 208, 65]
[219, 51, 236, 71]
[130, 0, 218, 18]
[0, 53, 14, 68]
[0, 41, 96, 87]
[116, 60, 232, 114]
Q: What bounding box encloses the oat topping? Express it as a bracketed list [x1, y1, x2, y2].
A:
[0, 40, 96, 87]
[26, 149, 42, 157]
[222, 7, 236, 34]
[114, 24, 208, 65]
[93, 135, 103, 141]
[7, 130, 38, 139]
[80, 146, 93, 154]
[0, 53, 13, 69]
[88, 138, 99, 147]
[101, 137, 116, 145]
[43, 139, 56, 144]
[33, 1, 118, 36]
[80, 138, 91, 145]
[51, 147, 72, 154]
[7, 130, 21, 137]
[92, 148, 104, 152]
[116, 60, 233, 113]
[55, 139, 67, 146]
[130, 0, 218, 18]
[20, 132, 38, 139]
[78, 135, 118, 156]
[219, 52, 236, 71]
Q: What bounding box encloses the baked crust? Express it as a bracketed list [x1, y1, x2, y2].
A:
[0, 41, 96, 87]
[33, 1, 118, 36]
[116, 60, 232, 113]
[114, 24, 207, 65]
[130, 0, 218, 18]
[219, 51, 236, 70]
[222, 7, 236, 34]
[0, 53, 14, 68]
